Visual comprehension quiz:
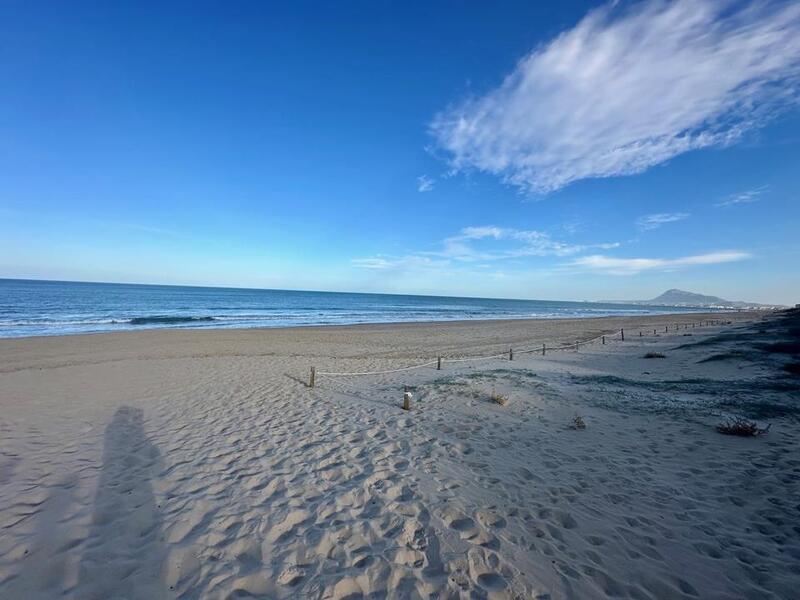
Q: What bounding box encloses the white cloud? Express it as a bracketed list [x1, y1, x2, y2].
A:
[430, 0, 800, 193]
[715, 185, 768, 207]
[352, 226, 750, 281]
[636, 212, 690, 231]
[352, 225, 619, 269]
[569, 251, 750, 275]
[417, 175, 435, 192]
[439, 225, 619, 260]
[350, 257, 394, 270]
[350, 255, 447, 271]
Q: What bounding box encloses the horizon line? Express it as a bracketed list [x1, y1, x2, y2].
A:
[0, 276, 779, 307]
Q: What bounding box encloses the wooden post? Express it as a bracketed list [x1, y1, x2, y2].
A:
[309, 366, 316, 388]
[665, 326, 668, 333]
[437, 356, 442, 370]
[621, 328, 625, 341]
[575, 341, 579, 351]
[639, 331, 642, 337]
[542, 343, 546, 356]
[509, 348, 514, 361]
[602, 336, 605, 345]
[654, 329, 656, 335]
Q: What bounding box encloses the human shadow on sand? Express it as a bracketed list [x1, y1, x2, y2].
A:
[76, 406, 169, 600]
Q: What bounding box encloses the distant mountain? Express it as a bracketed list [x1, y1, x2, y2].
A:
[649, 289, 734, 306]
[637, 289, 779, 309]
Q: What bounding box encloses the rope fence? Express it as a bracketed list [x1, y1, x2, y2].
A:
[308, 318, 733, 387]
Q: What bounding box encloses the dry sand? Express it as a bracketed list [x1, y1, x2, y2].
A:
[1, 311, 799, 599]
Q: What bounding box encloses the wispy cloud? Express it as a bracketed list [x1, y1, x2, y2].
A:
[353, 225, 751, 280]
[430, 0, 800, 193]
[439, 226, 618, 260]
[561, 220, 584, 236]
[569, 251, 750, 275]
[352, 225, 619, 270]
[636, 212, 690, 231]
[350, 255, 447, 271]
[417, 175, 435, 192]
[715, 185, 768, 207]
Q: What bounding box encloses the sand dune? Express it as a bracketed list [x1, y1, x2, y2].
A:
[1, 311, 798, 599]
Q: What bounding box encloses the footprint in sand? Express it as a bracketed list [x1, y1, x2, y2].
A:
[438, 506, 486, 543]
[475, 509, 507, 530]
[467, 548, 508, 593]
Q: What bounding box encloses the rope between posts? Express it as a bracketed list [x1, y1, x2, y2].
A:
[317, 360, 439, 377]
[317, 331, 616, 377]
[310, 319, 729, 382]
[516, 329, 617, 354]
[443, 352, 508, 363]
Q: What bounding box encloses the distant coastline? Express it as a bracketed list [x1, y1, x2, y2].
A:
[603, 288, 784, 311]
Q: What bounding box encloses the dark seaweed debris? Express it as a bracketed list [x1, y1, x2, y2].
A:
[716, 417, 770, 437]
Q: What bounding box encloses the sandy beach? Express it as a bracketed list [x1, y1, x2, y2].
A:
[1, 310, 799, 599]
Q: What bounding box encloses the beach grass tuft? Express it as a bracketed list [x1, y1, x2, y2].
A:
[570, 414, 586, 430]
[490, 390, 509, 406]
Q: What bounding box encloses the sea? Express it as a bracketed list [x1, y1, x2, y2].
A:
[0, 278, 724, 338]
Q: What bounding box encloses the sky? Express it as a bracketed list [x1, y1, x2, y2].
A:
[1, 0, 799, 305]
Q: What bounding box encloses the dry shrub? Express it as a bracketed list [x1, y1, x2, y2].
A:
[490, 391, 508, 406]
[644, 352, 666, 359]
[716, 417, 770, 437]
[570, 414, 586, 430]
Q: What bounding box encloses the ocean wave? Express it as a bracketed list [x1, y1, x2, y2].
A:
[0, 318, 121, 327]
[128, 316, 216, 325]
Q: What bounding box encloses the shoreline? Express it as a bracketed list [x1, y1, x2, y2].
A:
[0, 311, 761, 376]
[0, 308, 761, 343]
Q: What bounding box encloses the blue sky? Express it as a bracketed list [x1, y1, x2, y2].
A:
[1, 0, 798, 304]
